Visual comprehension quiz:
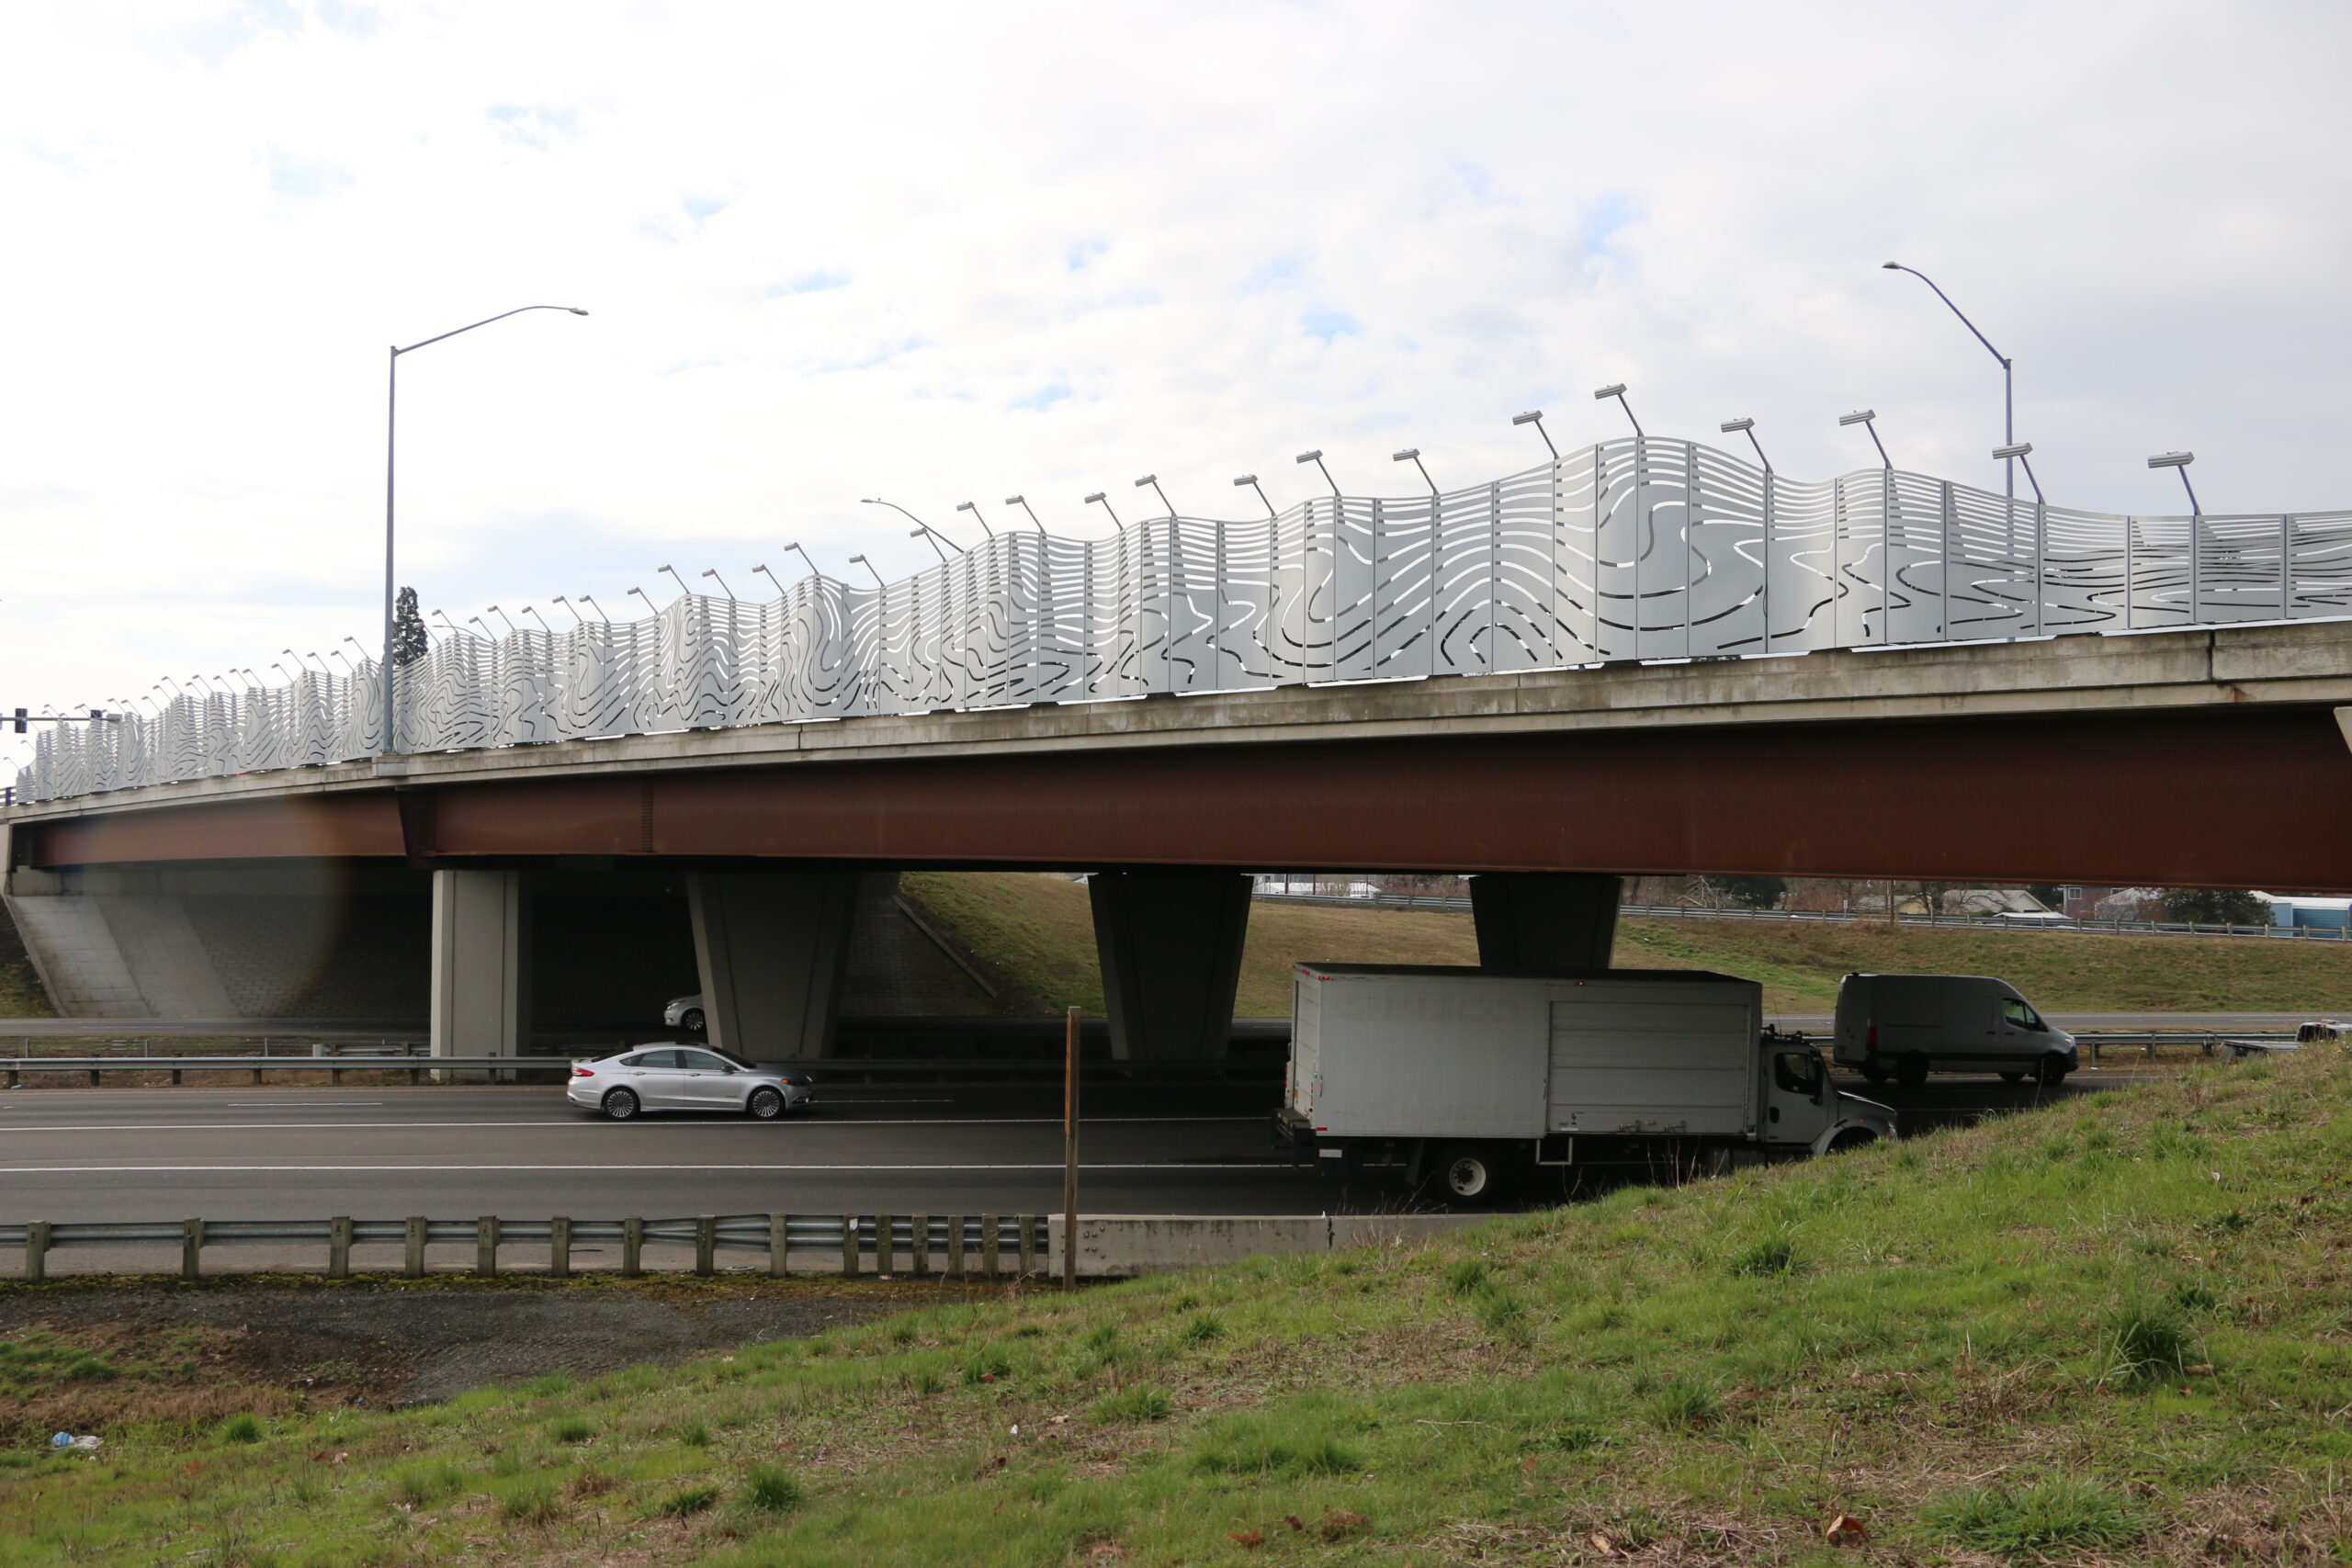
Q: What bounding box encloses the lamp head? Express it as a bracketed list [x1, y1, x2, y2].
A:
[847, 553, 868, 563]
[1992, 443, 2034, 460]
[1511, 411, 1544, 426]
[1133, 475, 1156, 487]
[956, 502, 977, 513]
[1838, 410, 1877, 426]
[1391, 448, 1420, 462]
[1593, 383, 1627, 400]
[1295, 450, 1322, 464]
[1084, 491, 1106, 504]
[699, 570, 718, 578]
[1233, 474, 1257, 486]
[1004, 495, 1024, 505]
[1881, 262, 1902, 271]
[2148, 451, 2194, 468]
[1721, 418, 1754, 433]
[567, 307, 589, 315]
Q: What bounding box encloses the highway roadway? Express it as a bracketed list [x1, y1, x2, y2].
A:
[0, 1066, 2183, 1230]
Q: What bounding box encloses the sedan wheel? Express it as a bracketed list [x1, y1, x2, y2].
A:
[747, 1086, 784, 1120]
[681, 1008, 706, 1035]
[602, 1088, 640, 1121]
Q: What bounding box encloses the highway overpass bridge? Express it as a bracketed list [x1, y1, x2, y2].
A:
[9, 438, 2352, 1065]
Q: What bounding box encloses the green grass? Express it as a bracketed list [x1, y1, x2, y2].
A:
[13, 1047, 2352, 1562]
[902, 869, 2352, 1016]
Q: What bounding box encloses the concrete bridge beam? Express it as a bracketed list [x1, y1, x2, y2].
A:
[1469, 873, 1623, 975]
[685, 871, 864, 1062]
[430, 869, 530, 1062]
[1089, 870, 1251, 1061]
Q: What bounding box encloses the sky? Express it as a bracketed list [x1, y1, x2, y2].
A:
[3, 0, 2347, 771]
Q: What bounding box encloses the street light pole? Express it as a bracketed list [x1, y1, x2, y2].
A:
[383, 304, 586, 754]
[1882, 263, 2012, 501]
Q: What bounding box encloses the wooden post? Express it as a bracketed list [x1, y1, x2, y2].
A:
[169, 1068, 181, 1085]
[980, 1213, 1000, 1280]
[25, 1221, 50, 1283]
[404, 1216, 426, 1278]
[768, 1213, 789, 1279]
[180, 1218, 203, 1282]
[88, 1068, 100, 1087]
[946, 1215, 966, 1280]
[327, 1216, 353, 1280]
[475, 1215, 500, 1278]
[621, 1217, 643, 1278]
[695, 1215, 717, 1276]
[876, 1214, 897, 1275]
[1017, 1213, 1036, 1281]
[1063, 1004, 1080, 1290]
[550, 1216, 571, 1279]
[330, 1066, 344, 1086]
[841, 1215, 860, 1279]
[910, 1213, 931, 1279]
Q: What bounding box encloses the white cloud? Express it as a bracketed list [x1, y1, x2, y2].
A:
[2, 0, 2347, 767]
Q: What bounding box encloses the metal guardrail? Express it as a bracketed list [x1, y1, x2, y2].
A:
[0, 1054, 1284, 1087]
[1257, 891, 2351, 942]
[1, 1213, 1051, 1283]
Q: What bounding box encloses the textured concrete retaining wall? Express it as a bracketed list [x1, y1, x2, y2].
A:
[1050, 1213, 1484, 1277]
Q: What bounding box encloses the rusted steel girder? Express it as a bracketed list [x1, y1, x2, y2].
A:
[18, 705, 2352, 892]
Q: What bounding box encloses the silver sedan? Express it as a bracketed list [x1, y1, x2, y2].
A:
[567, 1046, 815, 1121]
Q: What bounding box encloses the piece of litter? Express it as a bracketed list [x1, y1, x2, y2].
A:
[1826, 1513, 1870, 1545]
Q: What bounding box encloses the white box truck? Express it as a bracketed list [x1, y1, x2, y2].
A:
[1275, 964, 1894, 1202]
[1831, 973, 2078, 1086]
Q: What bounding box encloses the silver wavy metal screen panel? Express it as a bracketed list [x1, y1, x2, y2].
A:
[21, 435, 2352, 804]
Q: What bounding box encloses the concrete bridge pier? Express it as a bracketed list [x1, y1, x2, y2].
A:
[1468, 873, 1622, 974]
[1089, 870, 1251, 1061]
[429, 869, 530, 1068]
[685, 870, 865, 1063]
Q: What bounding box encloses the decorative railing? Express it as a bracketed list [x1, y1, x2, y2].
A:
[19, 436, 2352, 803]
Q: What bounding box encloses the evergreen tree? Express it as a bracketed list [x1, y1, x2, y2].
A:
[391, 586, 428, 668]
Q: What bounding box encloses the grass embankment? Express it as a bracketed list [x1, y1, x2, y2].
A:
[10, 1049, 2352, 1562]
[903, 871, 2352, 1016]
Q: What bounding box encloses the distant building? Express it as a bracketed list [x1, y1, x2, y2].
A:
[2255, 892, 2352, 931]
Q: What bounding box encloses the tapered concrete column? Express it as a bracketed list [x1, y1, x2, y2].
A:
[431, 869, 531, 1058]
[686, 871, 863, 1062]
[1469, 873, 1622, 974]
[1089, 871, 1251, 1061]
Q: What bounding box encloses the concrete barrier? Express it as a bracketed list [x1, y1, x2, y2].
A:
[1051, 1213, 1483, 1277]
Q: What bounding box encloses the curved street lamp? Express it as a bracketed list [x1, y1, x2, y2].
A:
[1882, 263, 2013, 500]
[382, 304, 587, 753]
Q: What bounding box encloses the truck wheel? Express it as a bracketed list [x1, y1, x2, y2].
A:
[681, 1008, 706, 1035]
[602, 1088, 640, 1121]
[1826, 1127, 1879, 1153]
[1998, 1070, 2027, 1084]
[1894, 1054, 1930, 1088]
[1860, 1063, 1890, 1085]
[1436, 1145, 1504, 1206]
[2034, 1055, 2070, 1087]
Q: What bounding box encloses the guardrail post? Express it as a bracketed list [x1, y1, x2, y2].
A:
[841, 1215, 860, 1279]
[1017, 1214, 1036, 1280]
[910, 1213, 931, 1279]
[328, 1216, 353, 1280]
[550, 1216, 571, 1279]
[768, 1213, 788, 1279]
[180, 1218, 203, 1281]
[695, 1215, 716, 1276]
[475, 1216, 499, 1278]
[876, 1213, 896, 1275]
[88, 1067, 100, 1088]
[404, 1216, 426, 1277]
[26, 1221, 50, 1283]
[330, 1066, 344, 1086]
[980, 1213, 999, 1280]
[621, 1217, 643, 1278]
[946, 1214, 966, 1280]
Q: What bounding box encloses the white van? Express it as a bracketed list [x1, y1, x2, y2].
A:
[1832, 973, 2078, 1086]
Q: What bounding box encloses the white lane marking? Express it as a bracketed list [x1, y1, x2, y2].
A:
[0, 1117, 1264, 1134]
[223, 1102, 383, 1108]
[0, 1162, 1295, 1174]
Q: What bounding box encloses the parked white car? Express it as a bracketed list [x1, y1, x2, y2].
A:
[568, 1045, 813, 1120]
[663, 993, 706, 1033]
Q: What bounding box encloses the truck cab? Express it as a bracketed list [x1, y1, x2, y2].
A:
[1831, 972, 2079, 1086]
[1760, 1031, 1894, 1154]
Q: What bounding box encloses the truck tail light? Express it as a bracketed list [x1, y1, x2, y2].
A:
[1865, 1024, 1878, 1054]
